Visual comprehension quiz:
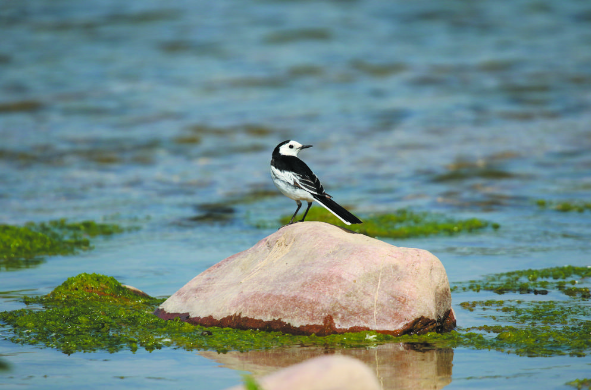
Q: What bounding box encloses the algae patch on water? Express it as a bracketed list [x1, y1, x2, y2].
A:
[566, 378, 591, 390]
[279, 208, 498, 239]
[449, 266, 591, 357]
[452, 265, 591, 298]
[242, 375, 264, 390]
[536, 199, 591, 213]
[0, 219, 131, 271]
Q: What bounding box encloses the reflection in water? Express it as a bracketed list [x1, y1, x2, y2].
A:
[0, 258, 45, 272]
[201, 343, 453, 390]
[0, 358, 10, 372]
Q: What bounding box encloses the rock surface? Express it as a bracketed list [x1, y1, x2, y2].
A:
[224, 355, 381, 390]
[155, 221, 455, 335]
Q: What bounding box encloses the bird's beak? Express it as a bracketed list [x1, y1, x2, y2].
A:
[300, 145, 313, 150]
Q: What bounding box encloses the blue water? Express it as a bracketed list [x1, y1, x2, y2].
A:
[1, 0, 591, 388]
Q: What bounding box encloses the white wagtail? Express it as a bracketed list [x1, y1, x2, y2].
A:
[270, 140, 363, 225]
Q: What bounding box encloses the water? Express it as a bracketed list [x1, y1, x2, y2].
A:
[1, 0, 590, 388]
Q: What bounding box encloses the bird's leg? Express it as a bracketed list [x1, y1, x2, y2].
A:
[288, 201, 302, 224]
[300, 202, 313, 222]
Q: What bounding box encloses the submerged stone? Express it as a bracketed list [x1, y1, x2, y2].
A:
[226, 355, 381, 390]
[155, 222, 455, 336]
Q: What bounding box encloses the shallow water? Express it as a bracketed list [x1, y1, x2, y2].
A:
[1, 0, 590, 388]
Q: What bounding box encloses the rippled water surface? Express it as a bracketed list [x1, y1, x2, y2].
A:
[1, 0, 590, 388]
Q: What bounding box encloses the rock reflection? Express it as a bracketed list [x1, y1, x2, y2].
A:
[201, 343, 453, 390]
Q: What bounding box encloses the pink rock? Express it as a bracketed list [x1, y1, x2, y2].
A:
[224, 355, 381, 390]
[155, 222, 455, 335]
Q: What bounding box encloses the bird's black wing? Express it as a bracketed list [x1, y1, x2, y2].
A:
[273, 156, 328, 197]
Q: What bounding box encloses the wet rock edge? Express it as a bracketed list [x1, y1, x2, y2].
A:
[153, 308, 456, 336]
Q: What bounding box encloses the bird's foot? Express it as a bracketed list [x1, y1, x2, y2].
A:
[278, 221, 301, 230]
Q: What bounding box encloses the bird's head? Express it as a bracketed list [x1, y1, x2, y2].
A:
[273, 140, 313, 157]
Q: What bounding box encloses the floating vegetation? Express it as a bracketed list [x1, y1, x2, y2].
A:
[350, 59, 408, 77]
[287, 64, 325, 77]
[172, 134, 202, 145]
[178, 123, 281, 143]
[0, 219, 131, 271]
[566, 378, 591, 390]
[0, 139, 162, 166]
[279, 208, 498, 239]
[158, 40, 225, 57]
[477, 59, 517, 72]
[536, 199, 591, 213]
[1, 267, 590, 357]
[185, 203, 236, 224]
[452, 265, 591, 298]
[182, 189, 279, 226]
[497, 109, 559, 121]
[432, 167, 515, 182]
[242, 375, 264, 390]
[448, 266, 591, 357]
[0, 100, 44, 113]
[223, 75, 287, 89]
[34, 10, 180, 31]
[264, 28, 332, 44]
[371, 107, 411, 131]
[457, 300, 591, 356]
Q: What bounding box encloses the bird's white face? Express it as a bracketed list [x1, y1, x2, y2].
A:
[278, 140, 311, 157]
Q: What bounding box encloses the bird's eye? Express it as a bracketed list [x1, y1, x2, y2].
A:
[289, 145, 294, 149]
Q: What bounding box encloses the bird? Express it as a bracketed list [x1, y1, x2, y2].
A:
[270, 140, 362, 226]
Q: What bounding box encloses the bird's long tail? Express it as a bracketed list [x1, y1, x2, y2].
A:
[312, 194, 362, 225]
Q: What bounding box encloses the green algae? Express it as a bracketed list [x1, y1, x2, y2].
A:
[567, 378, 591, 390]
[35, 10, 180, 32]
[279, 207, 498, 239]
[0, 139, 162, 167]
[451, 265, 591, 298]
[536, 199, 591, 213]
[0, 100, 44, 113]
[350, 59, 408, 77]
[185, 189, 279, 225]
[461, 301, 591, 357]
[0, 219, 131, 271]
[449, 266, 591, 357]
[287, 64, 325, 77]
[0, 225, 67, 262]
[183, 123, 280, 138]
[35, 273, 156, 305]
[243, 375, 264, 390]
[28, 219, 127, 238]
[432, 167, 515, 182]
[264, 28, 332, 44]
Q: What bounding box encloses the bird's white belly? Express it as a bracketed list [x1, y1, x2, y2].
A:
[270, 166, 315, 202]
